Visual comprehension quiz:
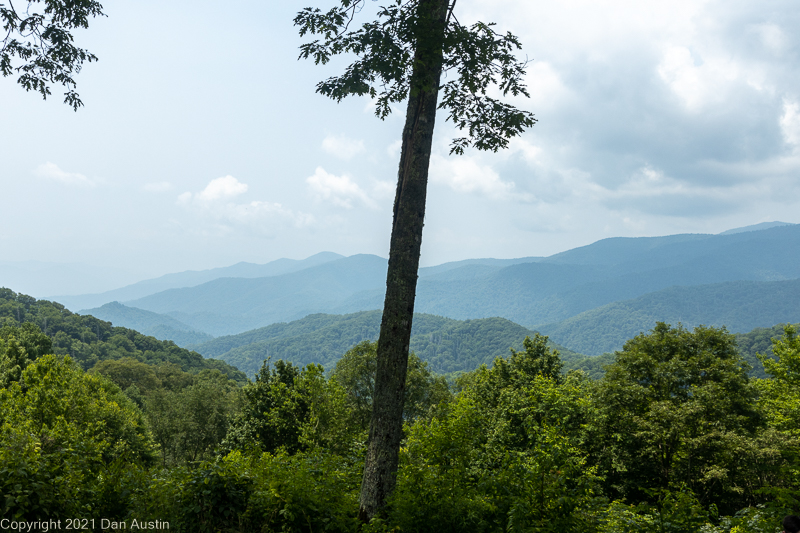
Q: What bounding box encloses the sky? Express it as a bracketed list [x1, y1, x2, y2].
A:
[2, 0, 799, 295]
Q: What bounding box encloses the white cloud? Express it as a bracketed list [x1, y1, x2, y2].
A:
[370, 178, 395, 201]
[143, 181, 173, 193]
[178, 176, 314, 234]
[322, 135, 365, 160]
[508, 137, 543, 166]
[657, 46, 739, 111]
[430, 155, 518, 199]
[33, 162, 95, 187]
[751, 23, 786, 54]
[386, 140, 402, 159]
[306, 167, 378, 209]
[197, 175, 248, 201]
[512, 61, 570, 109]
[780, 99, 800, 151]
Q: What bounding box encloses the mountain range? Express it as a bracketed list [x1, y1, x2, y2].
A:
[51, 221, 800, 357]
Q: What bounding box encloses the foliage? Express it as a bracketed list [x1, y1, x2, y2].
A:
[129, 451, 362, 532]
[294, 0, 536, 155]
[4, 307, 800, 529]
[221, 360, 358, 456]
[753, 325, 800, 512]
[598, 489, 712, 533]
[195, 310, 581, 377]
[390, 346, 601, 532]
[735, 323, 799, 379]
[0, 0, 105, 109]
[590, 323, 765, 513]
[0, 288, 246, 381]
[0, 354, 155, 520]
[331, 340, 451, 432]
[91, 356, 241, 466]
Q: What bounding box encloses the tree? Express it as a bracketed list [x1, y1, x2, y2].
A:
[0, 354, 155, 520]
[0, 322, 52, 387]
[223, 360, 312, 455]
[755, 325, 800, 509]
[331, 340, 450, 432]
[295, 0, 536, 519]
[1, 0, 105, 109]
[590, 323, 763, 512]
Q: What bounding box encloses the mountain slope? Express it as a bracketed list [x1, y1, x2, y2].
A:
[537, 278, 800, 355]
[127, 254, 389, 335]
[190, 310, 583, 377]
[54, 252, 344, 311]
[0, 288, 246, 382]
[99, 224, 800, 337]
[82, 301, 213, 347]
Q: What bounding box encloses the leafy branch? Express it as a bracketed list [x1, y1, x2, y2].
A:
[1, 0, 105, 110]
[294, 0, 536, 154]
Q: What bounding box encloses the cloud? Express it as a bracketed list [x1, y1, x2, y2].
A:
[178, 176, 314, 235]
[322, 135, 365, 160]
[780, 100, 800, 151]
[386, 140, 402, 159]
[33, 162, 95, 187]
[306, 167, 381, 209]
[592, 165, 786, 217]
[751, 22, 787, 54]
[143, 181, 173, 193]
[196, 175, 248, 201]
[657, 45, 739, 111]
[430, 155, 519, 200]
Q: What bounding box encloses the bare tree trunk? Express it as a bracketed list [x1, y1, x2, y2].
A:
[358, 0, 450, 522]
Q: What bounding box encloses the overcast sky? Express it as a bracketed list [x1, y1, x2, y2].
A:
[2, 0, 799, 293]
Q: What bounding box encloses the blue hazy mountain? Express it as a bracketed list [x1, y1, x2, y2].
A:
[82, 301, 214, 347]
[113, 224, 800, 339]
[54, 252, 344, 311]
[536, 278, 800, 355]
[718, 221, 793, 235]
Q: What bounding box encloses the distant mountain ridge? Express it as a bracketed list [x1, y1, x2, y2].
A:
[55, 252, 345, 311]
[718, 221, 793, 235]
[537, 278, 800, 355]
[63, 223, 800, 340]
[29, 221, 797, 352]
[336, 224, 800, 327]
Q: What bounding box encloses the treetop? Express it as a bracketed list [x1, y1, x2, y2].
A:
[294, 0, 537, 154]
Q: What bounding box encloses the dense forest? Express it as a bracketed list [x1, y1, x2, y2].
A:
[2, 288, 800, 531]
[190, 310, 583, 377]
[0, 288, 245, 381]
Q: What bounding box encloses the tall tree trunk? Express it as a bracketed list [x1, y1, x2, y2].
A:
[358, 0, 451, 522]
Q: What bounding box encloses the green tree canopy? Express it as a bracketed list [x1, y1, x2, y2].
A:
[591, 323, 763, 512]
[331, 340, 450, 431]
[0, 354, 155, 520]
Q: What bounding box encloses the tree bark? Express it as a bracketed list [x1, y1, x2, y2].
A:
[358, 0, 451, 522]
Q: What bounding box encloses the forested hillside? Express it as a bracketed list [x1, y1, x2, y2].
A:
[538, 279, 800, 355]
[84, 301, 214, 347]
[0, 288, 245, 381]
[191, 310, 583, 377]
